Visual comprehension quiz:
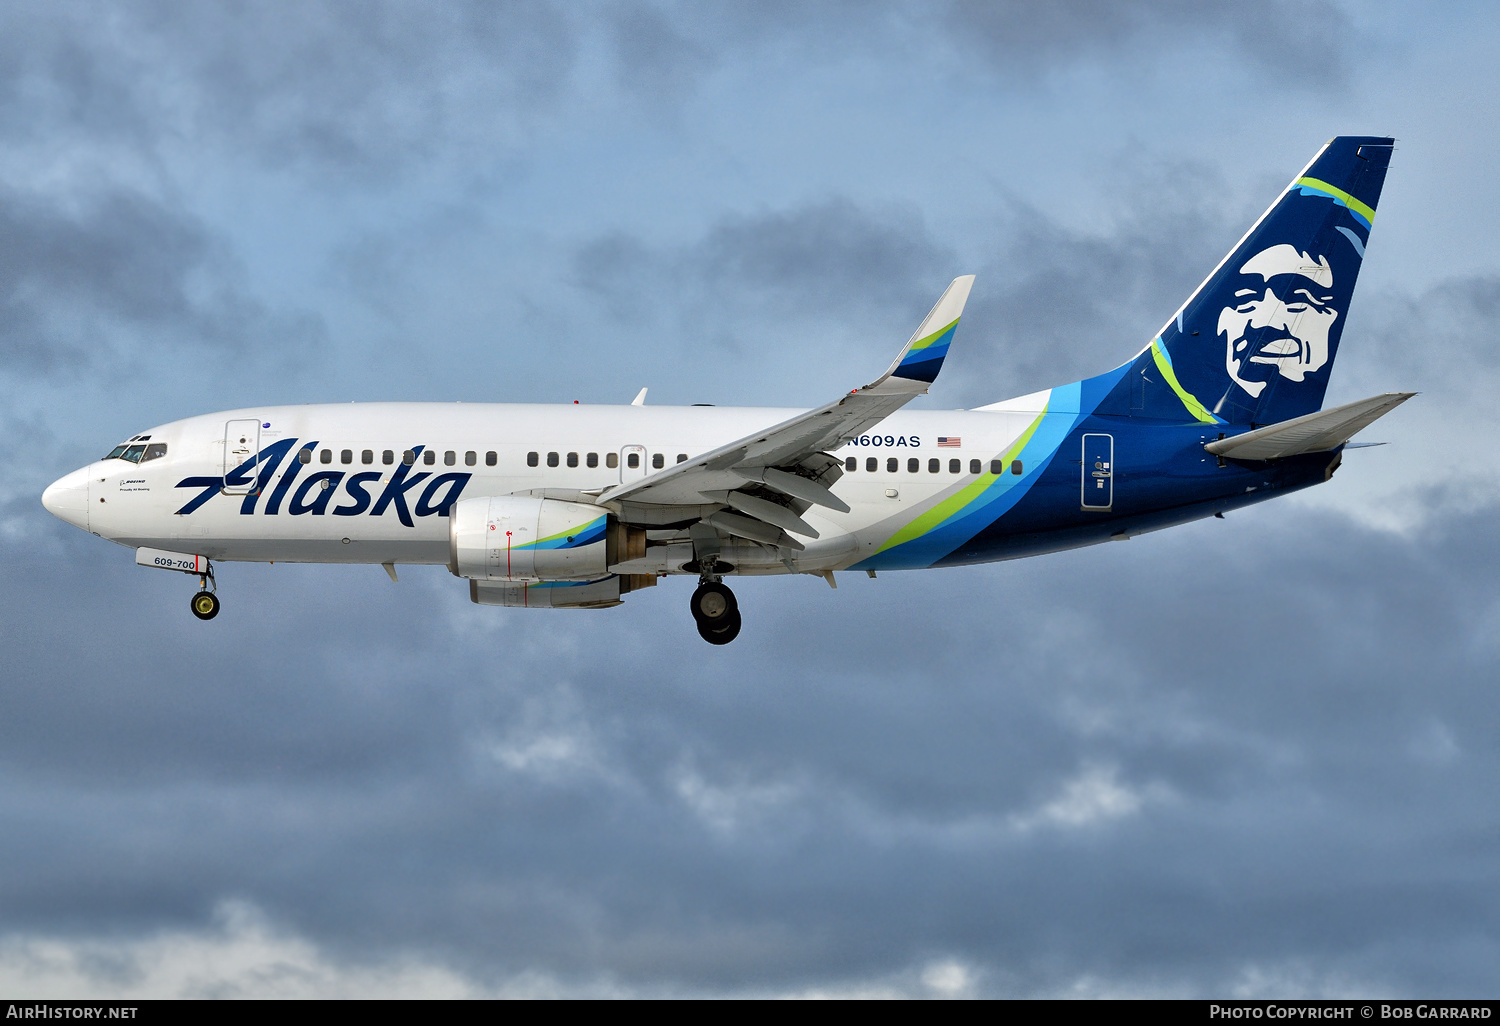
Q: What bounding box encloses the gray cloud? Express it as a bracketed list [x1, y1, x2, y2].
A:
[1360, 275, 1500, 382]
[945, 155, 1259, 405]
[0, 185, 324, 377]
[0, 1, 1350, 189]
[937, 0, 1352, 84]
[610, 4, 717, 107]
[3, 0, 1494, 1000]
[0, 1, 579, 181]
[3, 482, 1498, 992]
[573, 197, 954, 353]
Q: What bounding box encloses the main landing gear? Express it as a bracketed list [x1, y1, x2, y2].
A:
[690, 566, 741, 645]
[190, 561, 219, 621]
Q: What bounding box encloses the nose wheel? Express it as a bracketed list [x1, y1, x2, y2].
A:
[190, 562, 219, 621]
[691, 577, 741, 645]
[191, 590, 220, 620]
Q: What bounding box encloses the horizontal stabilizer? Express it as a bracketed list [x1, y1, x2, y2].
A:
[1204, 392, 1415, 460]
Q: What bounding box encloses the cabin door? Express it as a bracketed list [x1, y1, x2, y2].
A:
[223, 419, 262, 495]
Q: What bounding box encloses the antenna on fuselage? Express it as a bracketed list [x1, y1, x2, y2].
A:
[631, 388, 648, 406]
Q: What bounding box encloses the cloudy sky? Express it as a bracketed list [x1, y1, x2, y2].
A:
[3, 0, 1498, 998]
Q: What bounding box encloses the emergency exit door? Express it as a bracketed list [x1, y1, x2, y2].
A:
[619, 445, 648, 483]
[1081, 433, 1113, 511]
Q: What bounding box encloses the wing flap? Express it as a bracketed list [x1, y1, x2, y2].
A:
[1204, 392, 1415, 460]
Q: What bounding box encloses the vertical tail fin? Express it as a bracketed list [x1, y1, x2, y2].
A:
[1123, 136, 1393, 426]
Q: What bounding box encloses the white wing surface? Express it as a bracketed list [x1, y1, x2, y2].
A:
[595, 275, 975, 544]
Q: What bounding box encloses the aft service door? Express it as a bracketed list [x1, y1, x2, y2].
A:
[223, 419, 261, 495]
[1081, 433, 1113, 511]
[619, 445, 647, 483]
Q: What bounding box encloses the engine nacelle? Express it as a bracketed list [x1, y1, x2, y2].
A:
[448, 495, 644, 582]
[470, 574, 655, 609]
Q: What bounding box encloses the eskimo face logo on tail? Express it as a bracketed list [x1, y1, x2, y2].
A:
[1218, 244, 1339, 398]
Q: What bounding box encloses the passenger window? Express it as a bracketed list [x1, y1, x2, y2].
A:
[970, 459, 981, 474]
[845, 457, 857, 471]
[627, 453, 639, 469]
[341, 449, 353, 465]
[567, 452, 579, 468]
[1011, 460, 1023, 475]
[586, 452, 598, 468]
[527, 451, 539, 467]
[652, 453, 664, 469]
[607, 452, 619, 469]
[439, 450, 452, 466]
[547, 452, 560, 468]
[949, 459, 960, 473]
[362, 449, 373, 465]
[423, 450, 436, 466]
[298, 448, 312, 465]
[141, 443, 168, 463]
[677, 453, 687, 463]
[908, 458, 919, 473]
[928, 458, 939, 473]
[865, 457, 877, 472]
[403, 450, 416, 465]
[486, 451, 497, 467]
[990, 459, 1003, 475]
[122, 444, 147, 463]
[383, 450, 394, 465]
[321, 449, 333, 464]
[886, 457, 898, 473]
[465, 451, 477, 466]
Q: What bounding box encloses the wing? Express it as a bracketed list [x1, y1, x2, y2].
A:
[595, 275, 975, 549]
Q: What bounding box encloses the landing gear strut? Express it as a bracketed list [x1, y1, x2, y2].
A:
[690, 562, 741, 645]
[190, 561, 219, 621]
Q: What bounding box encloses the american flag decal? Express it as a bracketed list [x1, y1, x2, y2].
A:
[937, 436, 961, 448]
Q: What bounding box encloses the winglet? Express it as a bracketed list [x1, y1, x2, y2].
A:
[864, 275, 974, 394]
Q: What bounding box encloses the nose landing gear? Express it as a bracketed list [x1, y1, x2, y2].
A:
[690, 563, 740, 645]
[190, 562, 219, 621]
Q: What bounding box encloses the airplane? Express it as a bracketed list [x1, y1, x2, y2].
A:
[42, 136, 1412, 645]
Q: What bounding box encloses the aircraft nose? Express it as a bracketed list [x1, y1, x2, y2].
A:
[41, 466, 90, 531]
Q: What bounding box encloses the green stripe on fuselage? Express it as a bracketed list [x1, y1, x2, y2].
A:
[872, 401, 1049, 556]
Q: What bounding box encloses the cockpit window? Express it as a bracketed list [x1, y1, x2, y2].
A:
[140, 443, 168, 463]
[106, 444, 130, 460]
[121, 444, 148, 463]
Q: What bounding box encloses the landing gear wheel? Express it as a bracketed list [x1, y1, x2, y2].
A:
[191, 591, 220, 621]
[697, 607, 742, 645]
[690, 581, 738, 626]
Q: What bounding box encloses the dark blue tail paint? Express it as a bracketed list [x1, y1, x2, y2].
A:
[1097, 136, 1393, 427]
[908, 137, 1396, 571]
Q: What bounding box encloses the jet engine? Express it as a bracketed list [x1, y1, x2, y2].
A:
[447, 495, 645, 582]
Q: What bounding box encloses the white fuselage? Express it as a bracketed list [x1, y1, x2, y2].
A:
[48, 401, 1044, 575]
